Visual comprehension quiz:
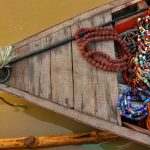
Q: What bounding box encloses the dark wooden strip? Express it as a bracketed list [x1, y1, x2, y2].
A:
[50, 27, 74, 108]
[39, 37, 51, 100]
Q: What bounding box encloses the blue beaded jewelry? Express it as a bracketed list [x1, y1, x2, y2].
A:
[117, 86, 150, 121]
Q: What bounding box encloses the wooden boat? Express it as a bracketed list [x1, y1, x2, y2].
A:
[0, 0, 150, 146]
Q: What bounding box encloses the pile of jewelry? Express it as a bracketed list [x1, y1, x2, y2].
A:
[117, 15, 150, 128]
[123, 29, 139, 54]
[117, 85, 150, 121]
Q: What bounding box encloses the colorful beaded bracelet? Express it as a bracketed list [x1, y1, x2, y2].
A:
[122, 15, 150, 89]
[117, 86, 150, 121]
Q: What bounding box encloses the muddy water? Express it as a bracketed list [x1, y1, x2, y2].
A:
[0, 0, 150, 150]
[0, 92, 149, 150]
[0, 0, 112, 46]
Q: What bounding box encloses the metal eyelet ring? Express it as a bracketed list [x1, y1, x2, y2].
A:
[0, 67, 11, 83]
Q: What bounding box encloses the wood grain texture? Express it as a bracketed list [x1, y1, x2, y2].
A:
[71, 21, 96, 115]
[93, 11, 120, 124]
[71, 10, 120, 124]
[3, 0, 150, 146]
[6, 9, 120, 124]
[50, 27, 73, 108]
[0, 85, 149, 146]
[28, 39, 42, 97]
[6, 44, 30, 92]
[15, 44, 30, 92]
[39, 37, 51, 100]
[5, 65, 16, 88]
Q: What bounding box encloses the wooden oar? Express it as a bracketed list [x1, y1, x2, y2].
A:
[0, 131, 119, 149]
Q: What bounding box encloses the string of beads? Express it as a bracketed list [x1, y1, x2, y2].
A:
[75, 27, 130, 72]
[136, 16, 150, 88]
[123, 29, 139, 54]
[118, 15, 150, 123]
[117, 86, 150, 120]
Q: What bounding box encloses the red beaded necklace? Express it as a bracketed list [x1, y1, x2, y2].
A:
[75, 27, 131, 72]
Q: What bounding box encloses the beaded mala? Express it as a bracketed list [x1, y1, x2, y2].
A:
[117, 86, 150, 121]
[75, 27, 130, 72]
[137, 15, 150, 54]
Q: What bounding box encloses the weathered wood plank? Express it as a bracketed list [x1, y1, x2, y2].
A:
[0, 85, 150, 146]
[15, 44, 30, 92]
[6, 38, 51, 100]
[50, 27, 74, 108]
[71, 10, 120, 124]
[93, 11, 120, 124]
[1, 0, 150, 147]
[6, 45, 30, 92]
[71, 21, 96, 115]
[112, 0, 142, 13]
[5, 45, 26, 88]
[28, 39, 42, 97]
[39, 37, 51, 100]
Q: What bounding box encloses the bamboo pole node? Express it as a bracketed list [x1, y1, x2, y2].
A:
[0, 131, 119, 149]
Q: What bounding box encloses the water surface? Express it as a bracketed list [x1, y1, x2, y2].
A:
[0, 92, 149, 150]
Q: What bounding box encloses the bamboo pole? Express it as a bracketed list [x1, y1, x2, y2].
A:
[0, 131, 118, 149]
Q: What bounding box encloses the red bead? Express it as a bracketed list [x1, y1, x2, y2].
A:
[99, 65, 103, 69]
[110, 68, 114, 72]
[74, 26, 131, 73]
[95, 63, 100, 68]
[103, 66, 107, 70]
[105, 36, 109, 40]
[135, 63, 140, 68]
[91, 60, 96, 65]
